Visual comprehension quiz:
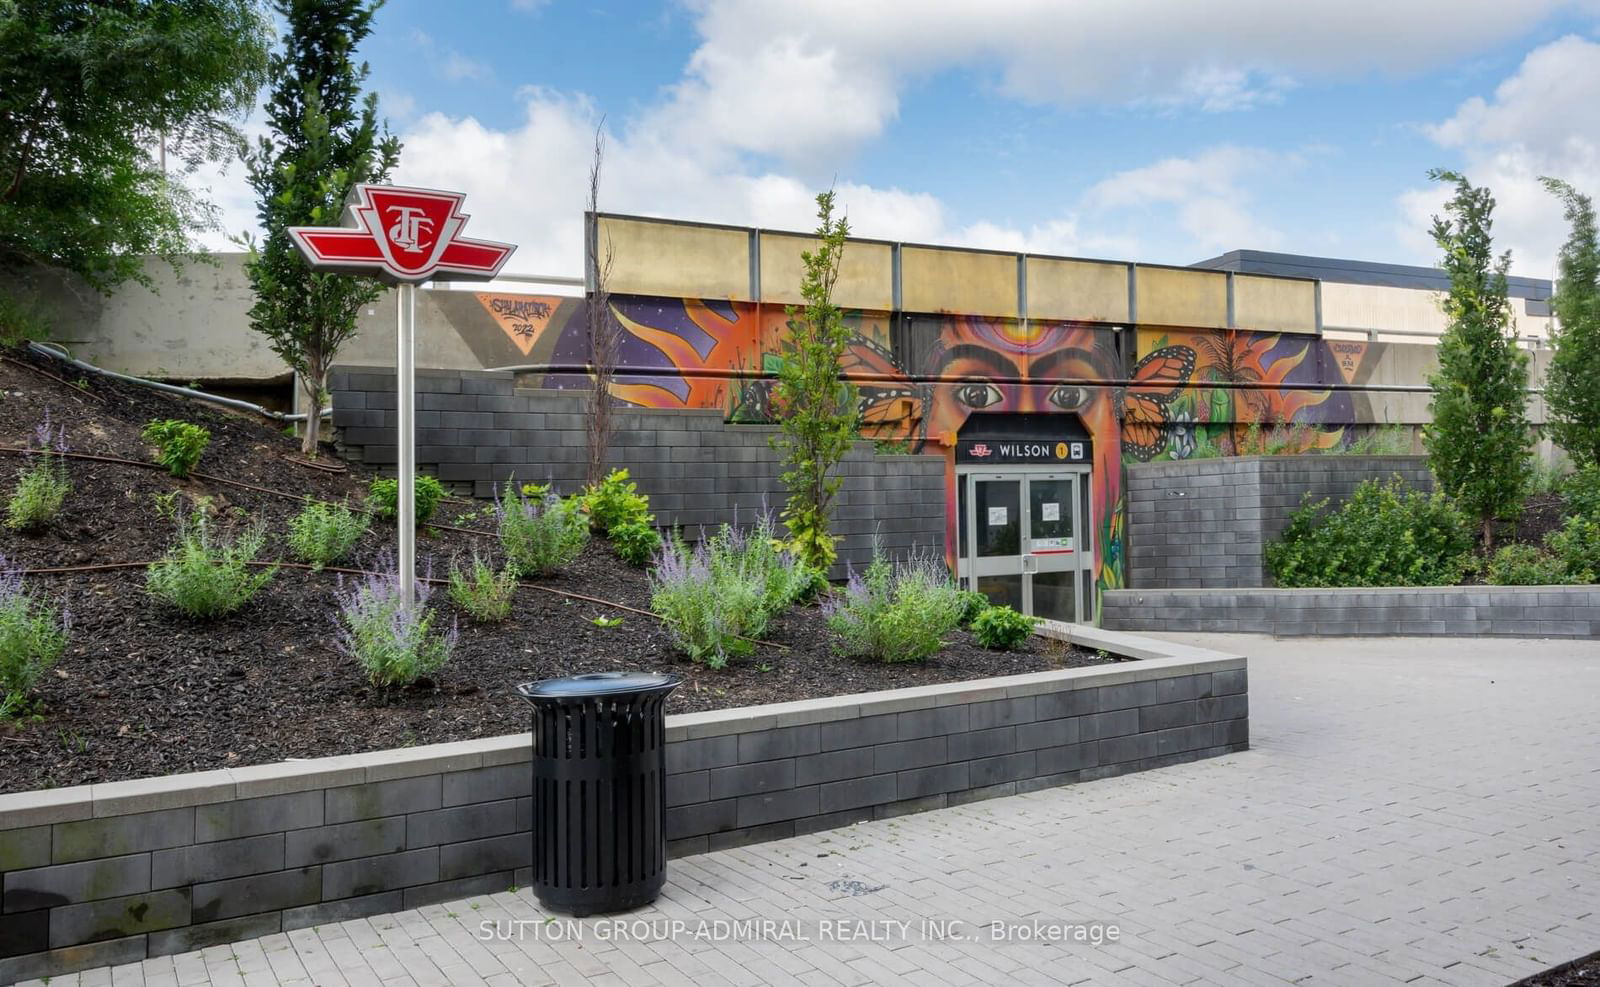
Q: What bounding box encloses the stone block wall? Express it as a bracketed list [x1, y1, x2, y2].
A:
[328, 367, 946, 573]
[1124, 455, 1433, 588]
[0, 630, 1246, 983]
[1103, 585, 1600, 637]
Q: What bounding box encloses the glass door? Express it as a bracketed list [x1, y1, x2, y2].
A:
[959, 469, 1096, 623]
[1026, 474, 1078, 623]
[961, 474, 1023, 611]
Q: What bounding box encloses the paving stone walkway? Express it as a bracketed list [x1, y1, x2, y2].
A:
[27, 634, 1600, 987]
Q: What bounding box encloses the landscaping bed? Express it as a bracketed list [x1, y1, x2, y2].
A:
[1523, 951, 1600, 987]
[0, 345, 1109, 792]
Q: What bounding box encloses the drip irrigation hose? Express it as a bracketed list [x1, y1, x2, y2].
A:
[17, 558, 789, 652]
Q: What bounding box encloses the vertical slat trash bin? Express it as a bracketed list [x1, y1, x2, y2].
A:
[516, 672, 681, 916]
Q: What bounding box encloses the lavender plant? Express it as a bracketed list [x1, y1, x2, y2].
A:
[337, 553, 457, 686]
[287, 500, 369, 570]
[146, 505, 276, 618]
[824, 546, 964, 663]
[495, 483, 588, 577]
[649, 511, 811, 668]
[5, 410, 71, 531]
[0, 555, 70, 719]
[446, 551, 518, 622]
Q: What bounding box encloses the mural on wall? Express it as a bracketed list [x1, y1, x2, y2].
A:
[1135, 327, 1372, 461]
[443, 291, 1406, 603]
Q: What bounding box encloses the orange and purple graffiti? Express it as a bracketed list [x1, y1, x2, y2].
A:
[469, 290, 1387, 604]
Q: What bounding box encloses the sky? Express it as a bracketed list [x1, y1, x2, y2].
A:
[189, 0, 1600, 281]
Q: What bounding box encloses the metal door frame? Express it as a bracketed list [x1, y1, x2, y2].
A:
[956, 464, 1096, 622]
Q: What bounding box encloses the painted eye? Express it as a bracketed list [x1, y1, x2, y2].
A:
[955, 383, 1004, 409]
[1049, 385, 1088, 410]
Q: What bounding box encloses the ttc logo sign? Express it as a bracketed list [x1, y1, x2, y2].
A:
[288, 185, 515, 284]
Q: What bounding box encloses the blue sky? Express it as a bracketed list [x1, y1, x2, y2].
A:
[198, 1, 1600, 278]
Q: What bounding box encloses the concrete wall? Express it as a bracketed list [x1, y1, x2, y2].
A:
[1103, 586, 1600, 638]
[0, 628, 1247, 984]
[327, 366, 947, 573]
[1, 256, 494, 382]
[1125, 455, 1433, 588]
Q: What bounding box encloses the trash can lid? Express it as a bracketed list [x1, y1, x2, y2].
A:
[517, 671, 681, 700]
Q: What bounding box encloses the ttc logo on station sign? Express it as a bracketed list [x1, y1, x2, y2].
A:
[288, 185, 515, 284]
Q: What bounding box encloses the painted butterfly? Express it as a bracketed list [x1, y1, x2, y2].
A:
[1115, 345, 1197, 461]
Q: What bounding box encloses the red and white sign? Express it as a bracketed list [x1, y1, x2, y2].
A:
[288, 185, 516, 283]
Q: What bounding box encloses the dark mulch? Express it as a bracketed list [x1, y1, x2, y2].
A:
[1507, 492, 1570, 546]
[0, 345, 1113, 793]
[1520, 951, 1600, 987]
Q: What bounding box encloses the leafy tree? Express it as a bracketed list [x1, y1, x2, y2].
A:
[1540, 177, 1600, 468]
[1422, 169, 1532, 549]
[0, 0, 269, 292]
[241, 0, 400, 454]
[771, 191, 857, 571]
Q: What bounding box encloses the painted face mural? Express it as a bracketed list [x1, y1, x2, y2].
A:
[447, 289, 1397, 609]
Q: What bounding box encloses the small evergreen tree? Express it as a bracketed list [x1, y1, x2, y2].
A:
[1422, 169, 1532, 549]
[771, 191, 857, 572]
[1540, 177, 1600, 468]
[241, 0, 400, 455]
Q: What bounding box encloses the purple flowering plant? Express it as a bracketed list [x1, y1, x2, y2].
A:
[336, 550, 457, 687]
[0, 553, 70, 719]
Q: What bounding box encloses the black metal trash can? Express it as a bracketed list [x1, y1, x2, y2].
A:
[515, 671, 680, 916]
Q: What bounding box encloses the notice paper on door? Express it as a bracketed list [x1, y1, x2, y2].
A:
[987, 506, 1008, 526]
[1041, 502, 1060, 522]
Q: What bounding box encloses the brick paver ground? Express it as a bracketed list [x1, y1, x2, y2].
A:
[29, 634, 1600, 987]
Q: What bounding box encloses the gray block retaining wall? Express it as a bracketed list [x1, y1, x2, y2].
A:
[1103, 586, 1600, 637]
[1125, 455, 1433, 588]
[328, 367, 945, 574]
[0, 627, 1246, 984]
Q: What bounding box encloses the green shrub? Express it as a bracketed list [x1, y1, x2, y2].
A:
[337, 558, 456, 686]
[971, 605, 1038, 650]
[581, 468, 652, 533]
[1265, 477, 1473, 587]
[146, 507, 276, 618]
[1485, 544, 1584, 585]
[6, 413, 70, 531]
[0, 294, 50, 346]
[368, 475, 446, 527]
[955, 589, 989, 628]
[1562, 464, 1600, 519]
[0, 556, 69, 719]
[141, 420, 211, 477]
[824, 548, 964, 663]
[1546, 514, 1600, 582]
[287, 501, 369, 571]
[609, 520, 662, 567]
[649, 512, 810, 668]
[496, 484, 589, 577]
[796, 566, 830, 604]
[446, 552, 518, 622]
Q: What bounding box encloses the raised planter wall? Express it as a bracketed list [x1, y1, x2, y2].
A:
[0, 627, 1246, 984]
[1104, 586, 1600, 637]
[1125, 455, 1432, 588]
[327, 367, 945, 575]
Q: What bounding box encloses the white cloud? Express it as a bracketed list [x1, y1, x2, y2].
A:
[1399, 34, 1600, 278]
[668, 0, 1593, 166]
[189, 2, 1599, 276]
[409, 29, 491, 83]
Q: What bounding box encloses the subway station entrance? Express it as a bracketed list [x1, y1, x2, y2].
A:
[955, 415, 1097, 624]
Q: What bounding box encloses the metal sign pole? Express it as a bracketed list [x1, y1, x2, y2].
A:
[286, 184, 515, 615]
[397, 281, 416, 610]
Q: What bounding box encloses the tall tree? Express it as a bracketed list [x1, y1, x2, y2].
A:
[242, 0, 400, 455]
[1423, 169, 1532, 549]
[584, 122, 620, 488]
[772, 191, 857, 572]
[1539, 177, 1600, 468]
[0, 0, 269, 292]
